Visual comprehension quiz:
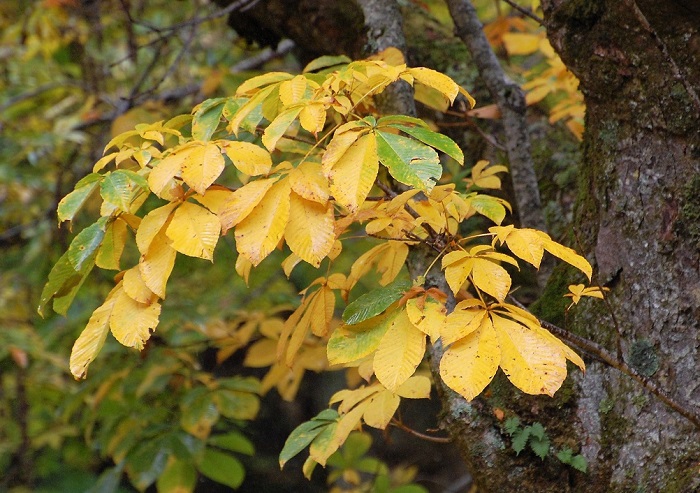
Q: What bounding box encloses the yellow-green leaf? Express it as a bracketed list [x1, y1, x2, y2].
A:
[96, 218, 128, 270]
[166, 202, 221, 261]
[327, 311, 397, 366]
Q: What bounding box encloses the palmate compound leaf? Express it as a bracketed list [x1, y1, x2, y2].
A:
[284, 192, 335, 267]
[166, 202, 221, 261]
[69, 284, 121, 379]
[442, 248, 517, 301]
[324, 132, 378, 213]
[490, 225, 545, 268]
[373, 309, 427, 391]
[440, 316, 500, 401]
[235, 178, 291, 266]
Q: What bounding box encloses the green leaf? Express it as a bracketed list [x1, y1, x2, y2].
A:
[126, 439, 169, 490]
[86, 463, 124, 493]
[217, 376, 261, 393]
[511, 428, 530, 455]
[503, 416, 520, 435]
[303, 55, 352, 73]
[390, 124, 464, 164]
[67, 217, 108, 271]
[57, 173, 102, 224]
[279, 418, 335, 469]
[100, 169, 149, 213]
[529, 422, 546, 440]
[156, 459, 196, 493]
[180, 389, 219, 439]
[529, 434, 550, 459]
[342, 279, 412, 324]
[196, 448, 245, 489]
[262, 107, 302, 151]
[377, 115, 429, 128]
[375, 131, 442, 192]
[569, 454, 588, 473]
[192, 98, 226, 141]
[213, 389, 260, 420]
[208, 431, 255, 456]
[468, 194, 507, 225]
[38, 243, 96, 317]
[390, 486, 429, 493]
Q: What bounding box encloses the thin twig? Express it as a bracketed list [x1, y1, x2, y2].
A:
[390, 418, 452, 443]
[508, 296, 700, 428]
[501, 0, 545, 26]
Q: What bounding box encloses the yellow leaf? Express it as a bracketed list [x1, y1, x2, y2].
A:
[321, 127, 365, 173]
[440, 317, 500, 401]
[192, 185, 235, 216]
[309, 422, 340, 467]
[235, 178, 291, 266]
[244, 339, 278, 368]
[299, 103, 327, 135]
[442, 300, 488, 346]
[395, 375, 431, 399]
[331, 400, 371, 454]
[180, 142, 225, 195]
[536, 326, 586, 372]
[565, 284, 608, 305]
[109, 287, 161, 350]
[285, 192, 335, 267]
[468, 160, 509, 189]
[139, 230, 176, 298]
[408, 67, 460, 104]
[492, 313, 567, 396]
[471, 258, 511, 302]
[362, 390, 400, 429]
[220, 141, 272, 176]
[490, 225, 545, 268]
[136, 202, 178, 254]
[346, 241, 409, 292]
[330, 385, 381, 413]
[502, 32, 543, 56]
[289, 162, 329, 204]
[441, 251, 473, 295]
[538, 232, 592, 280]
[219, 177, 278, 233]
[148, 145, 200, 197]
[70, 285, 120, 379]
[279, 75, 308, 106]
[405, 297, 445, 342]
[235, 254, 253, 285]
[326, 133, 378, 213]
[374, 310, 426, 391]
[307, 285, 335, 337]
[123, 265, 155, 304]
[166, 202, 221, 261]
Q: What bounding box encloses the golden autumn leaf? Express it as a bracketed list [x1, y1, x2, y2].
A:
[109, 286, 161, 350]
[325, 133, 378, 213]
[69, 285, 120, 379]
[148, 143, 205, 196]
[135, 202, 178, 254]
[440, 317, 500, 401]
[95, 218, 128, 270]
[139, 230, 177, 298]
[405, 296, 446, 342]
[373, 309, 426, 391]
[180, 141, 225, 195]
[395, 375, 432, 399]
[219, 177, 278, 233]
[288, 162, 329, 204]
[537, 232, 592, 280]
[441, 299, 488, 346]
[235, 178, 291, 266]
[284, 192, 335, 267]
[123, 265, 155, 304]
[492, 313, 567, 396]
[345, 241, 409, 292]
[220, 140, 272, 176]
[166, 202, 221, 261]
[299, 103, 327, 135]
[362, 390, 400, 429]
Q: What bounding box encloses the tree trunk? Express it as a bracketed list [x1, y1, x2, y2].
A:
[220, 0, 700, 490]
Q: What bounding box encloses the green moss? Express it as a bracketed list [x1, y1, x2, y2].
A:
[530, 264, 576, 328]
[627, 340, 659, 377]
[598, 397, 614, 414]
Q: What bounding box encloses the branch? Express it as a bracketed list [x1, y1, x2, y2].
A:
[508, 297, 700, 429]
[501, 0, 545, 26]
[446, 1, 546, 233]
[390, 418, 452, 443]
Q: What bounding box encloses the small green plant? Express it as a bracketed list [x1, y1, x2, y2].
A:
[503, 417, 586, 472]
